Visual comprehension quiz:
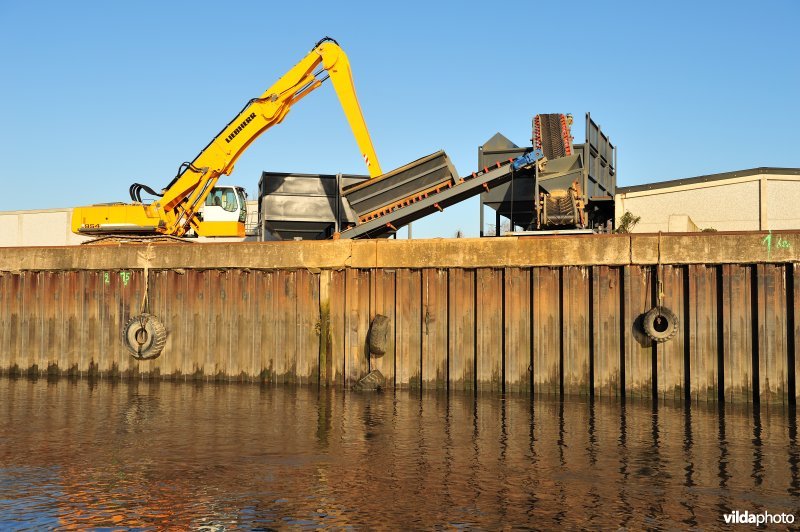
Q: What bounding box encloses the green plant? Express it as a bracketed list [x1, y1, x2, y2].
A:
[615, 211, 641, 233]
[701, 227, 717, 232]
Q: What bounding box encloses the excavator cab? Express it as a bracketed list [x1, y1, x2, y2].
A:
[196, 186, 247, 237]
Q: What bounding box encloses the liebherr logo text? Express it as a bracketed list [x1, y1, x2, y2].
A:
[225, 113, 257, 143]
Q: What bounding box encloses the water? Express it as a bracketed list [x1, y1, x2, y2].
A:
[0, 378, 798, 529]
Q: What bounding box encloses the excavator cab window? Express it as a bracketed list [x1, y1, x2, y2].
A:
[204, 188, 238, 212]
[236, 188, 247, 223]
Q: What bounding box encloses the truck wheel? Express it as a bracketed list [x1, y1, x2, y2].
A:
[642, 306, 678, 343]
[123, 313, 167, 360]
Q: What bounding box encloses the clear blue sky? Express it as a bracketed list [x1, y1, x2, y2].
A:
[1, 1, 798, 238]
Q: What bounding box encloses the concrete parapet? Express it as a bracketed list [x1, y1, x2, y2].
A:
[1, 231, 798, 272]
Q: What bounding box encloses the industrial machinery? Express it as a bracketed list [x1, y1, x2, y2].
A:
[257, 113, 614, 240]
[479, 113, 616, 234]
[258, 150, 460, 240]
[257, 171, 367, 240]
[71, 37, 385, 239]
[258, 149, 542, 240]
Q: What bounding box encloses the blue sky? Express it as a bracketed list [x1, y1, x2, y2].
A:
[1, 1, 798, 238]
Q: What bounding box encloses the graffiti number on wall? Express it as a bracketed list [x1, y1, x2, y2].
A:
[102, 271, 132, 286]
[762, 230, 791, 260]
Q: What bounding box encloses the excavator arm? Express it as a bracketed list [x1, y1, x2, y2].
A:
[72, 37, 382, 237]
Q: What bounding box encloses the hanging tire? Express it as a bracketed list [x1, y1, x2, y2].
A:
[368, 314, 390, 357]
[122, 313, 167, 360]
[642, 306, 678, 343]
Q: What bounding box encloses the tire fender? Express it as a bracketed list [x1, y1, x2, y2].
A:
[122, 313, 167, 360]
[642, 306, 678, 343]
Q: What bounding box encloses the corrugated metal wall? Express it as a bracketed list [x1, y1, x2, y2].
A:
[0, 264, 797, 404]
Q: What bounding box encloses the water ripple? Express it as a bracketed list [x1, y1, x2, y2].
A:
[0, 379, 798, 529]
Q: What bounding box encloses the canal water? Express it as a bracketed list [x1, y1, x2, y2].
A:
[0, 378, 798, 529]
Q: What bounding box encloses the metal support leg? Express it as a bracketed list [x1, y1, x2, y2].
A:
[479, 197, 484, 237]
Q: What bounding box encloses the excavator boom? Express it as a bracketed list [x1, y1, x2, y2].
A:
[72, 37, 382, 238]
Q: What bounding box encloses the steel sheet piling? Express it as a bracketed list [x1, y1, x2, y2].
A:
[395, 269, 421, 389]
[42, 272, 60, 373]
[228, 271, 243, 379]
[657, 265, 686, 401]
[447, 268, 475, 392]
[757, 264, 789, 404]
[296, 270, 320, 386]
[329, 270, 346, 387]
[624, 265, 654, 400]
[318, 270, 332, 386]
[476, 268, 502, 393]
[0, 274, 10, 371]
[64, 273, 80, 375]
[721, 264, 754, 403]
[190, 270, 210, 379]
[533, 267, 560, 396]
[592, 266, 622, 398]
[504, 267, 531, 394]
[173, 271, 191, 378]
[421, 269, 447, 390]
[370, 269, 396, 386]
[84, 271, 100, 377]
[794, 263, 800, 403]
[688, 265, 719, 403]
[0, 234, 798, 405]
[282, 270, 299, 385]
[258, 271, 276, 383]
[562, 266, 590, 396]
[345, 269, 370, 387]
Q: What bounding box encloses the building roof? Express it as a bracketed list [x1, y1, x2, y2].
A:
[618, 167, 800, 194]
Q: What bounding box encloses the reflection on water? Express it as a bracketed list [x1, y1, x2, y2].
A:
[0, 378, 798, 529]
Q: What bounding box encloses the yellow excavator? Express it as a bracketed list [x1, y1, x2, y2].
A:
[71, 37, 383, 239]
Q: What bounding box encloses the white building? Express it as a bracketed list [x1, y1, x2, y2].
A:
[615, 168, 800, 232]
[0, 208, 90, 247]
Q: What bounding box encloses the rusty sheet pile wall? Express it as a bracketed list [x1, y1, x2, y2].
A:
[0, 233, 798, 404]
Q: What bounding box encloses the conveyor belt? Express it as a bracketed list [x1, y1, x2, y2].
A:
[338, 158, 535, 239]
[534, 113, 573, 160]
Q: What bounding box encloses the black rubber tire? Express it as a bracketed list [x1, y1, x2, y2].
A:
[122, 313, 167, 360]
[353, 369, 385, 391]
[642, 306, 678, 343]
[368, 314, 390, 357]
